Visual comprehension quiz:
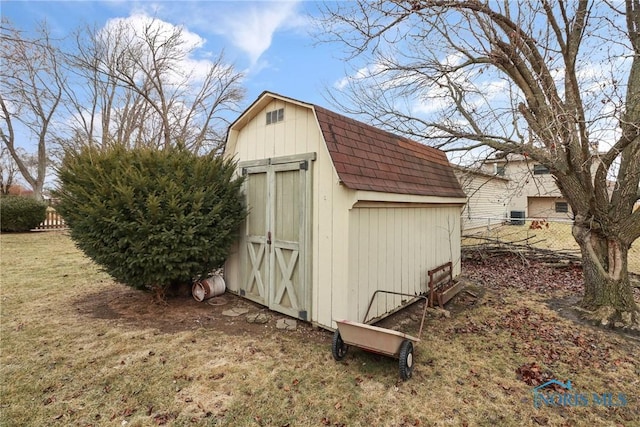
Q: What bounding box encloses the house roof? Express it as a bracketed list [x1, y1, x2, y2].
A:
[7, 184, 34, 196]
[453, 165, 510, 182]
[228, 91, 466, 199]
[313, 105, 466, 198]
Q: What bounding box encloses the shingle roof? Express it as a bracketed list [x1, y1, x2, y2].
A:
[314, 106, 466, 199]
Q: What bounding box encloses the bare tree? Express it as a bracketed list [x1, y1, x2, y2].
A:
[0, 19, 65, 200]
[64, 16, 244, 153]
[319, 1, 640, 328]
[0, 145, 19, 195]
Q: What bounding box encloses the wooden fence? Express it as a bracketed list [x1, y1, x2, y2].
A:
[33, 209, 67, 231]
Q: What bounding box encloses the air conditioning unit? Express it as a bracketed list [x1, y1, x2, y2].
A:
[510, 211, 525, 225]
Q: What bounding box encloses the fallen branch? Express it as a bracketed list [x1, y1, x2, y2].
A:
[462, 241, 582, 266]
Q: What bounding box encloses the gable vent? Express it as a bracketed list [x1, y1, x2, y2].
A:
[266, 108, 284, 125]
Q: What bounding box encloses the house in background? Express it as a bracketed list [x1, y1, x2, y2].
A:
[453, 166, 509, 232]
[223, 91, 466, 330]
[480, 153, 572, 220]
[5, 184, 34, 197]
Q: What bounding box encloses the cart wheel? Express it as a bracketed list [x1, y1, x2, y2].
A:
[399, 340, 414, 380]
[332, 330, 349, 361]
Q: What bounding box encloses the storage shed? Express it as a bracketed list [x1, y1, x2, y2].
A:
[224, 92, 466, 330]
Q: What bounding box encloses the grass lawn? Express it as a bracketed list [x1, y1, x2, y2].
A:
[1, 232, 638, 426]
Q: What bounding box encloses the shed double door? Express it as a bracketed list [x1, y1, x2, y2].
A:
[240, 155, 312, 320]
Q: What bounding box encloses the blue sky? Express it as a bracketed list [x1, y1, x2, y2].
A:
[1, 0, 345, 109]
[2, 1, 628, 172]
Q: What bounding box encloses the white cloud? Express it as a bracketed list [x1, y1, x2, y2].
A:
[121, 1, 306, 66]
[442, 52, 465, 68]
[213, 1, 304, 65]
[412, 96, 448, 116]
[333, 63, 385, 90]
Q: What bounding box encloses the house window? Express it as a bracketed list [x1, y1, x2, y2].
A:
[533, 164, 550, 175]
[266, 108, 284, 125]
[555, 202, 569, 213]
[496, 165, 505, 176]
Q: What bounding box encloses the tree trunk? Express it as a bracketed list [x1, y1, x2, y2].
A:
[573, 222, 639, 329]
[31, 183, 44, 201]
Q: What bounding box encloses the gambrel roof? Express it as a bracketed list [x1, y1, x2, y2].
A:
[313, 105, 465, 198]
[228, 91, 465, 199]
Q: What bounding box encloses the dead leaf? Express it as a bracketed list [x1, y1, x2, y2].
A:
[209, 372, 225, 380]
[153, 412, 175, 425]
[515, 362, 545, 386]
[532, 415, 549, 425]
[334, 402, 342, 410]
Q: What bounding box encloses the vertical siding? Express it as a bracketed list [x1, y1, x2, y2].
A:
[234, 100, 314, 161]
[347, 203, 361, 322]
[307, 111, 352, 329]
[347, 204, 461, 323]
[324, 177, 352, 328]
[378, 210, 390, 316]
[393, 209, 403, 310]
[225, 241, 241, 293]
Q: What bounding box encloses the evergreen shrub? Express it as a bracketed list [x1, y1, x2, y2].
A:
[54, 144, 246, 293]
[0, 195, 47, 232]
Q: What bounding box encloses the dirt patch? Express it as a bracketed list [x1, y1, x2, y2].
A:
[74, 279, 484, 351]
[547, 294, 640, 341]
[74, 282, 329, 343]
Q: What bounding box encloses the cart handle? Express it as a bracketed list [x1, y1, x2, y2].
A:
[363, 290, 429, 341]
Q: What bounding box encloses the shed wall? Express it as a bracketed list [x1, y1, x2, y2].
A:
[346, 204, 462, 324]
[225, 99, 350, 328]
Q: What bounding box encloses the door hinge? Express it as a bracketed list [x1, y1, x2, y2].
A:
[299, 160, 308, 170]
[242, 167, 247, 176]
[298, 310, 308, 321]
[239, 289, 246, 296]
